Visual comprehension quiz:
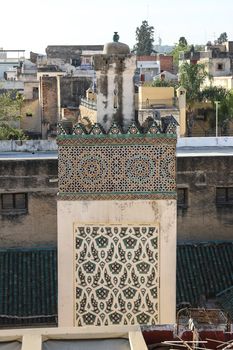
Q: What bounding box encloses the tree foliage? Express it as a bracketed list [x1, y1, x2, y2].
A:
[170, 36, 189, 68]
[134, 20, 154, 56]
[150, 78, 178, 88]
[179, 36, 188, 47]
[219, 90, 233, 124]
[0, 91, 24, 122]
[200, 88, 233, 134]
[194, 44, 205, 51]
[217, 32, 228, 44]
[179, 62, 210, 136]
[0, 123, 27, 140]
[199, 86, 228, 105]
[179, 62, 210, 109]
[0, 91, 26, 140]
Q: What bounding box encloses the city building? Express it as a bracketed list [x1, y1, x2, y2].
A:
[0, 36, 233, 349]
[179, 41, 233, 90]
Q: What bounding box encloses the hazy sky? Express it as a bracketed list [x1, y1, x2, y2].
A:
[1, 0, 233, 56]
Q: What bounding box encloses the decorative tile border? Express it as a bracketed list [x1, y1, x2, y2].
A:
[58, 121, 177, 200]
[58, 192, 176, 201]
[57, 120, 177, 137]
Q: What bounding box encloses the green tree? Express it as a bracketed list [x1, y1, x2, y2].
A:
[194, 44, 205, 51]
[199, 86, 228, 104]
[179, 62, 210, 106]
[170, 36, 189, 69]
[0, 91, 24, 122]
[179, 36, 188, 47]
[0, 91, 27, 140]
[198, 86, 229, 133]
[149, 78, 178, 88]
[134, 20, 154, 56]
[192, 86, 233, 135]
[218, 90, 233, 134]
[0, 123, 28, 140]
[179, 62, 210, 135]
[217, 32, 228, 44]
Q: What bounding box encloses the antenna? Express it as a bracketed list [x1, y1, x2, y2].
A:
[213, 31, 216, 43]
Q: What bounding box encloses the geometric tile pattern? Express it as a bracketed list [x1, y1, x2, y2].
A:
[74, 225, 159, 326]
[58, 135, 176, 200]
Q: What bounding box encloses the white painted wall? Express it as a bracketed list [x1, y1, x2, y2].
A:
[177, 136, 233, 147]
[1, 137, 233, 152]
[96, 56, 136, 132]
[122, 57, 136, 130]
[96, 63, 116, 131]
[0, 140, 58, 152]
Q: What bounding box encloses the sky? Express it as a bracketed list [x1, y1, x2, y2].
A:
[1, 0, 233, 57]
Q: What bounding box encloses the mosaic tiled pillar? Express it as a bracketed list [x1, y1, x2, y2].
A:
[57, 122, 177, 327]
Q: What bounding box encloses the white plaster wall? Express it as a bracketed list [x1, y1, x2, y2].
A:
[212, 76, 233, 90]
[122, 57, 136, 130]
[1, 136, 233, 152]
[0, 140, 58, 151]
[211, 58, 231, 76]
[177, 136, 233, 147]
[57, 199, 177, 327]
[96, 64, 116, 131]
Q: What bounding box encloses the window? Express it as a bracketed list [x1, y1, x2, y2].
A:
[0, 193, 28, 214]
[216, 187, 233, 206]
[32, 87, 39, 99]
[216, 63, 224, 71]
[177, 188, 188, 208]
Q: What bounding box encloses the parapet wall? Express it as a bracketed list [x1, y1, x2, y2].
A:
[0, 140, 58, 152]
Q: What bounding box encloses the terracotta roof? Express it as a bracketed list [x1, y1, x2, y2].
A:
[137, 55, 158, 61]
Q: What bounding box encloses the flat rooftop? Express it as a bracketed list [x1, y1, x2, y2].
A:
[1, 146, 233, 160]
[0, 151, 58, 160]
[176, 146, 233, 157]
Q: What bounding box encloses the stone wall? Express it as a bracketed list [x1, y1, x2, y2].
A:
[177, 155, 233, 241]
[46, 45, 103, 61]
[41, 76, 58, 125]
[0, 140, 57, 151]
[0, 159, 57, 247]
[60, 76, 92, 107]
[1, 151, 233, 246]
[21, 99, 41, 136]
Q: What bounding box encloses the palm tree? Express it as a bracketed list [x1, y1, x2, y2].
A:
[179, 62, 210, 136]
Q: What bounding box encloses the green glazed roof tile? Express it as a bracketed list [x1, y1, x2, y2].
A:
[177, 242, 233, 307]
[0, 248, 57, 327]
[0, 242, 233, 326]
